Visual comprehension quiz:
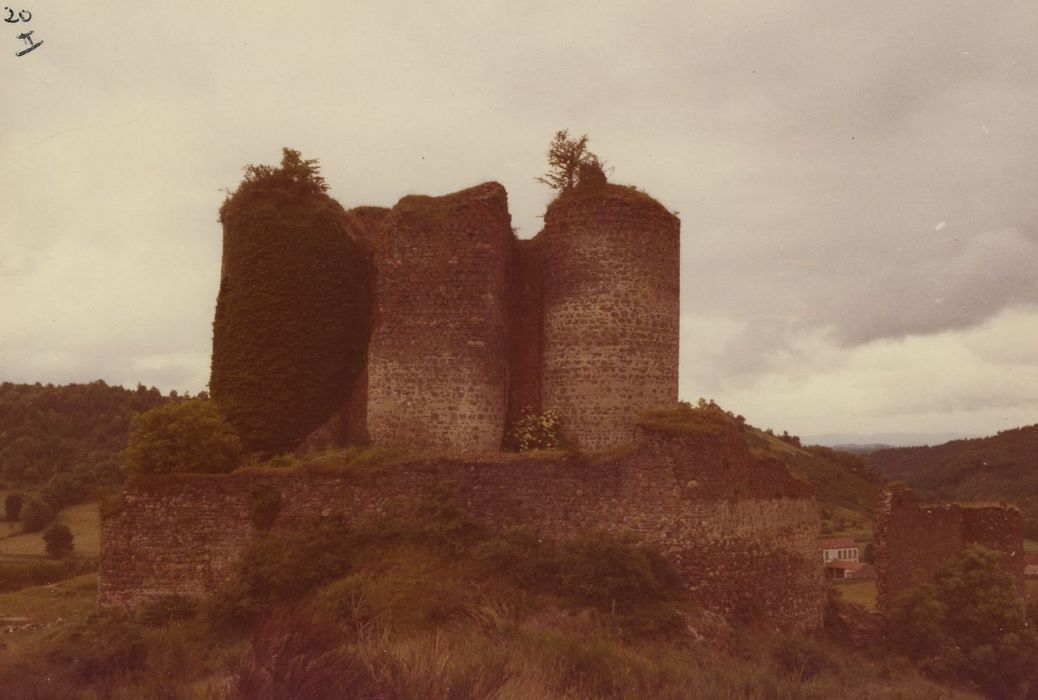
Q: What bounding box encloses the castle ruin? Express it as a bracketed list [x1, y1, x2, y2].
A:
[213, 177, 679, 454]
[100, 164, 827, 631]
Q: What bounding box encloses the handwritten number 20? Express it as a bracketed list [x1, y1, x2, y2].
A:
[3, 7, 31, 23]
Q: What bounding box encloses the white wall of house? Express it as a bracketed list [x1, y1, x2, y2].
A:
[821, 547, 859, 563]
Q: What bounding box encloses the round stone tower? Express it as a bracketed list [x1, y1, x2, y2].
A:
[366, 182, 513, 451]
[540, 185, 680, 450]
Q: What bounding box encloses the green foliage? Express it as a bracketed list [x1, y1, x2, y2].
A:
[0, 559, 80, 591]
[4, 491, 22, 521]
[0, 380, 167, 485]
[411, 485, 484, 554]
[40, 471, 89, 511]
[504, 408, 564, 451]
[43, 522, 74, 558]
[45, 614, 148, 684]
[536, 129, 607, 194]
[208, 519, 353, 627]
[886, 545, 1038, 695]
[121, 399, 242, 475]
[771, 634, 836, 681]
[219, 148, 328, 223]
[20, 496, 52, 532]
[474, 528, 683, 613]
[211, 148, 372, 455]
[637, 399, 736, 436]
[235, 607, 381, 700]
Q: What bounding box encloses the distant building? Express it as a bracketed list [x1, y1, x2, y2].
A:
[820, 537, 874, 580]
[820, 537, 859, 564]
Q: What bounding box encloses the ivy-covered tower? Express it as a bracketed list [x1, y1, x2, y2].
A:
[210, 149, 372, 454]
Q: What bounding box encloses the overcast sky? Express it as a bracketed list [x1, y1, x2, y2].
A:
[3, 1, 1037, 443]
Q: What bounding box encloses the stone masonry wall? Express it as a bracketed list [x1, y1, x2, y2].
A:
[540, 186, 680, 450]
[366, 183, 513, 451]
[101, 425, 824, 631]
[874, 485, 1024, 611]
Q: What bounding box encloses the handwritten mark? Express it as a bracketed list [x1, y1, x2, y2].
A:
[16, 28, 40, 56]
[3, 7, 29, 22]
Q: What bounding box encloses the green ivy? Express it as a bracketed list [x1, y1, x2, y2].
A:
[211, 149, 372, 455]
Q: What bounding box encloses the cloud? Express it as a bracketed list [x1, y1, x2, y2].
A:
[681, 306, 1038, 437]
[3, 0, 1038, 438]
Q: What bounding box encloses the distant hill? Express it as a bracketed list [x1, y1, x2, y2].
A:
[829, 444, 895, 455]
[865, 424, 1038, 539]
[805, 432, 980, 448]
[0, 381, 169, 487]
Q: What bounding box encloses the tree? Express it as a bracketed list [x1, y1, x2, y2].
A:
[536, 130, 607, 194]
[40, 472, 88, 511]
[219, 148, 328, 224]
[886, 545, 1038, 696]
[20, 496, 53, 533]
[121, 399, 243, 475]
[43, 522, 74, 558]
[4, 492, 23, 521]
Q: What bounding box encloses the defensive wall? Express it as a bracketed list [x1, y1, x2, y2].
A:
[873, 484, 1024, 611]
[100, 422, 824, 631]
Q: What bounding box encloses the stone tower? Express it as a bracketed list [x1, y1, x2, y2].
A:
[538, 185, 680, 450]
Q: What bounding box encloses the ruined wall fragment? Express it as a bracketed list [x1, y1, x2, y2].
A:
[366, 183, 513, 451]
[874, 485, 1024, 611]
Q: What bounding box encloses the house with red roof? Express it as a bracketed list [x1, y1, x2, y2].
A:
[820, 537, 875, 580]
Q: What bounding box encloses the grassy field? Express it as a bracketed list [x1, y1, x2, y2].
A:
[0, 573, 98, 655]
[834, 579, 877, 609]
[1025, 538, 1038, 553]
[0, 502, 101, 559]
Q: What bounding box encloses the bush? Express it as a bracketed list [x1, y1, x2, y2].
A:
[553, 532, 680, 610]
[43, 523, 74, 558]
[20, 496, 53, 533]
[772, 634, 835, 681]
[505, 409, 564, 451]
[4, 491, 22, 521]
[121, 399, 242, 474]
[234, 607, 379, 700]
[475, 529, 683, 612]
[47, 615, 148, 684]
[886, 545, 1038, 696]
[40, 472, 88, 511]
[208, 520, 353, 627]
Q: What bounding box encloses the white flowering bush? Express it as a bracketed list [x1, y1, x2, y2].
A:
[506, 409, 564, 451]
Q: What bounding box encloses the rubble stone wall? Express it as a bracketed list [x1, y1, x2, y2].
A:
[101, 425, 823, 631]
[874, 485, 1024, 611]
[366, 183, 513, 451]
